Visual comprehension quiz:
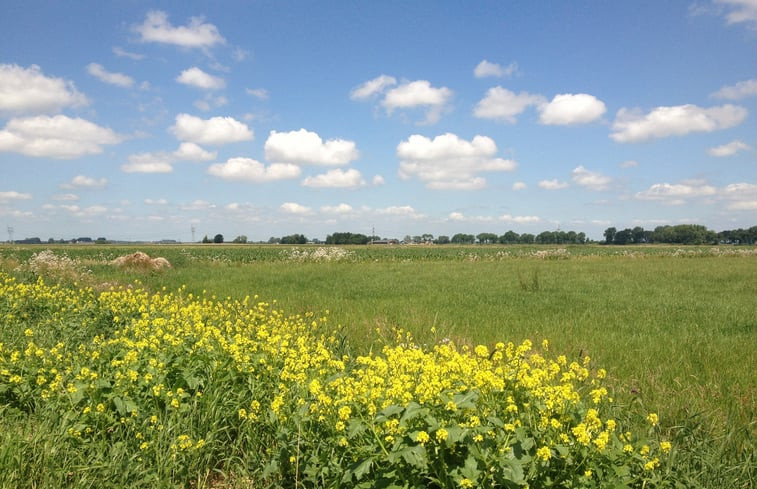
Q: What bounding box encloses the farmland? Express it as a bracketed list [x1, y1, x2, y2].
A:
[0, 244, 754, 488]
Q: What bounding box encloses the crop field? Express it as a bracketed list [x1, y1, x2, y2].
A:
[0, 244, 754, 488]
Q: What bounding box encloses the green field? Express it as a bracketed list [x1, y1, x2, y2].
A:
[1, 244, 754, 488]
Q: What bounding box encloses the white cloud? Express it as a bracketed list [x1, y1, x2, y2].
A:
[207, 157, 301, 182]
[176, 67, 225, 90]
[145, 198, 168, 205]
[382, 80, 452, 124]
[51, 193, 79, 201]
[538, 179, 569, 190]
[134, 10, 225, 49]
[321, 203, 353, 214]
[571, 165, 612, 190]
[112, 46, 144, 60]
[610, 104, 747, 143]
[716, 0, 757, 27]
[708, 139, 751, 156]
[350, 75, 397, 100]
[264, 129, 359, 166]
[473, 86, 545, 123]
[302, 168, 366, 188]
[499, 214, 540, 223]
[61, 175, 107, 189]
[0, 64, 88, 115]
[173, 142, 216, 161]
[722, 182, 757, 209]
[171, 114, 253, 145]
[376, 205, 425, 219]
[538, 93, 606, 125]
[121, 152, 173, 173]
[448, 212, 465, 221]
[711, 79, 757, 100]
[0, 191, 32, 203]
[512, 181, 527, 190]
[635, 181, 717, 204]
[0, 115, 122, 159]
[619, 160, 639, 168]
[372, 175, 386, 185]
[474, 60, 518, 78]
[246, 88, 269, 100]
[193, 94, 228, 111]
[86, 63, 134, 88]
[280, 202, 312, 215]
[397, 133, 516, 190]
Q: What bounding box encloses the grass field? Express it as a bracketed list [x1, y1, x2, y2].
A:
[0, 244, 754, 488]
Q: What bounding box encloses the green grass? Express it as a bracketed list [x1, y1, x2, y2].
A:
[1, 244, 755, 487]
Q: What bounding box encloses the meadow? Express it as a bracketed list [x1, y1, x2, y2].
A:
[0, 244, 754, 488]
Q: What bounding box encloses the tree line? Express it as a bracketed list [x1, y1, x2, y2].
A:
[603, 224, 757, 245]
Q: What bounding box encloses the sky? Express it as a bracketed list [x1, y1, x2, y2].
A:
[1, 1, 756, 242]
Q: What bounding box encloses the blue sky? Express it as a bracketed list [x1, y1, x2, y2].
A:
[1, 1, 756, 242]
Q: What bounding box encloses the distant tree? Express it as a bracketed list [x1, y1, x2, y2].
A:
[202, 235, 211, 243]
[213, 234, 224, 244]
[476, 232, 498, 244]
[603, 227, 617, 244]
[326, 232, 369, 245]
[451, 233, 475, 244]
[267, 236, 281, 244]
[281, 234, 308, 245]
[613, 228, 632, 245]
[232, 235, 248, 244]
[499, 230, 520, 244]
[421, 233, 434, 243]
[519, 233, 535, 244]
[95, 237, 108, 244]
[435, 235, 450, 245]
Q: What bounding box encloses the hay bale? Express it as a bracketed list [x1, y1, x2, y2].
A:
[111, 252, 171, 270]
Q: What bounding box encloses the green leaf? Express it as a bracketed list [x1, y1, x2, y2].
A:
[344, 457, 374, 482]
[399, 402, 427, 424]
[460, 455, 481, 480]
[452, 391, 479, 409]
[112, 396, 126, 415]
[375, 405, 403, 422]
[399, 444, 428, 469]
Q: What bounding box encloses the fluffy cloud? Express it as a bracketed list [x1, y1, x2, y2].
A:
[473, 87, 545, 123]
[717, 0, 757, 27]
[61, 175, 107, 189]
[571, 165, 612, 190]
[171, 114, 253, 145]
[382, 80, 452, 124]
[350, 75, 397, 100]
[538, 179, 569, 190]
[302, 168, 366, 188]
[397, 133, 516, 190]
[121, 153, 173, 173]
[176, 67, 225, 90]
[0, 115, 122, 159]
[538, 93, 606, 125]
[474, 60, 518, 78]
[280, 202, 312, 215]
[711, 79, 757, 100]
[51, 193, 79, 202]
[707, 140, 751, 157]
[0, 191, 32, 203]
[722, 183, 757, 210]
[635, 181, 717, 205]
[321, 203, 354, 214]
[113, 46, 144, 60]
[619, 160, 639, 168]
[264, 129, 359, 166]
[376, 205, 425, 219]
[86, 63, 134, 88]
[207, 157, 301, 182]
[610, 104, 747, 143]
[134, 10, 225, 49]
[0, 64, 88, 115]
[512, 181, 527, 190]
[173, 142, 216, 161]
[246, 88, 269, 100]
[499, 214, 540, 223]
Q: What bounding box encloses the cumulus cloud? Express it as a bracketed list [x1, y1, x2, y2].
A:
[722, 182, 757, 210]
[372, 175, 385, 185]
[133, 10, 225, 49]
[635, 181, 717, 205]
[499, 214, 540, 223]
[176, 67, 225, 90]
[0, 115, 122, 159]
[280, 202, 312, 215]
[321, 203, 354, 214]
[121, 152, 173, 173]
[512, 181, 527, 190]
[264, 129, 359, 166]
[112, 46, 144, 60]
[619, 160, 639, 168]
[173, 142, 216, 161]
[397, 133, 516, 190]
[0, 191, 32, 203]
[610, 104, 747, 143]
[171, 113, 253, 145]
[711, 79, 757, 100]
[376, 205, 425, 219]
[61, 175, 107, 189]
[207, 157, 301, 182]
[246, 88, 269, 100]
[86, 63, 134, 88]
[145, 198, 168, 205]
[538, 93, 606, 125]
[350, 75, 397, 100]
[708, 139, 751, 157]
[302, 168, 366, 188]
[538, 179, 569, 190]
[382, 80, 452, 124]
[51, 193, 79, 202]
[473, 86, 545, 123]
[0, 64, 88, 115]
[571, 165, 612, 190]
[474, 60, 518, 78]
[716, 0, 757, 27]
